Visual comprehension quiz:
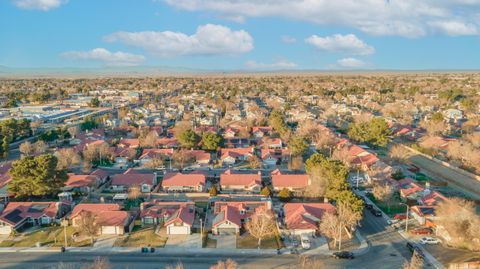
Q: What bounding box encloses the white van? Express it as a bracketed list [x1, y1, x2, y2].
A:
[300, 235, 311, 250]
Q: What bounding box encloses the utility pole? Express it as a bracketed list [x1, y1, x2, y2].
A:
[62, 218, 68, 248]
[405, 204, 409, 233]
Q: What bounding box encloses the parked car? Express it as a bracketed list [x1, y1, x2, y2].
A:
[408, 164, 420, 173]
[410, 228, 433, 235]
[387, 219, 400, 225]
[332, 251, 355, 259]
[365, 203, 373, 210]
[419, 237, 440, 245]
[371, 209, 382, 217]
[300, 235, 311, 250]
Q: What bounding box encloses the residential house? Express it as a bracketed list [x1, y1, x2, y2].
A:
[110, 169, 158, 193]
[220, 147, 254, 166]
[62, 173, 100, 193]
[271, 170, 310, 193]
[162, 172, 206, 192]
[211, 200, 271, 235]
[70, 203, 131, 235]
[284, 203, 336, 235]
[399, 182, 425, 200]
[252, 126, 273, 138]
[220, 170, 262, 193]
[140, 201, 195, 234]
[90, 169, 109, 185]
[156, 138, 179, 149]
[260, 149, 290, 167]
[0, 202, 69, 234]
[138, 148, 174, 167]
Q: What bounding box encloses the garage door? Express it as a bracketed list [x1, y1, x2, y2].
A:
[0, 226, 11, 235]
[218, 228, 236, 235]
[168, 226, 189, 235]
[101, 226, 117, 235]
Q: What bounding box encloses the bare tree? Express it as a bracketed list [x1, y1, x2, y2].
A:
[33, 140, 47, 155]
[67, 126, 80, 139]
[388, 144, 411, 164]
[82, 145, 98, 164]
[421, 120, 447, 136]
[165, 262, 185, 269]
[436, 198, 480, 251]
[81, 257, 112, 269]
[56, 148, 81, 170]
[77, 211, 100, 245]
[19, 141, 33, 157]
[372, 183, 395, 212]
[319, 203, 361, 249]
[140, 131, 159, 148]
[172, 149, 195, 170]
[144, 157, 164, 169]
[209, 259, 239, 269]
[128, 186, 141, 200]
[288, 155, 303, 171]
[245, 209, 277, 249]
[304, 166, 328, 198]
[331, 146, 351, 169]
[247, 155, 262, 169]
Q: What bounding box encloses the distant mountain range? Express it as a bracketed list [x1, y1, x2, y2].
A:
[0, 65, 478, 78]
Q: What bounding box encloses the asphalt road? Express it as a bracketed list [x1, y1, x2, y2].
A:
[0, 210, 416, 269]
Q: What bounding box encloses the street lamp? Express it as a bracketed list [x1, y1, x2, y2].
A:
[399, 202, 409, 232]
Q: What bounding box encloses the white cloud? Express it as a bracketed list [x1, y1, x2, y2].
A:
[281, 35, 297, 44]
[245, 60, 297, 70]
[336, 57, 367, 68]
[12, 0, 66, 11]
[161, 0, 480, 37]
[104, 24, 253, 57]
[428, 20, 478, 36]
[305, 34, 375, 55]
[61, 48, 145, 66]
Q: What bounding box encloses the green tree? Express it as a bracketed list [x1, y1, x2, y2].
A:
[260, 186, 271, 196]
[288, 136, 308, 156]
[305, 153, 349, 200]
[8, 154, 67, 198]
[431, 112, 444, 123]
[89, 97, 100, 107]
[347, 117, 391, 147]
[80, 116, 98, 131]
[305, 153, 325, 172]
[391, 170, 405, 180]
[40, 129, 59, 142]
[177, 129, 200, 149]
[278, 188, 292, 201]
[336, 190, 364, 214]
[209, 185, 218, 196]
[201, 132, 223, 151]
[2, 136, 8, 159]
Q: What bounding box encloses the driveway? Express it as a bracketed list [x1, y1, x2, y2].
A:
[215, 235, 236, 249]
[165, 234, 201, 248]
[93, 235, 118, 249]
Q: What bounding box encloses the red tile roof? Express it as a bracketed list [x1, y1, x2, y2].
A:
[220, 170, 261, 187]
[139, 148, 174, 159]
[164, 206, 195, 226]
[71, 203, 127, 226]
[284, 203, 336, 230]
[111, 170, 156, 187]
[162, 172, 205, 187]
[220, 147, 254, 160]
[65, 173, 97, 188]
[0, 202, 62, 226]
[272, 174, 310, 189]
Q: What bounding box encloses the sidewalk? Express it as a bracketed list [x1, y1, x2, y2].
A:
[0, 230, 370, 257]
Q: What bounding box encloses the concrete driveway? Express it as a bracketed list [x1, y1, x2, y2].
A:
[93, 235, 118, 249]
[215, 235, 236, 249]
[165, 234, 201, 248]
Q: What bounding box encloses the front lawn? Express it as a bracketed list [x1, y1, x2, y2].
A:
[0, 226, 90, 248]
[114, 226, 167, 248]
[236, 234, 281, 249]
[366, 193, 406, 216]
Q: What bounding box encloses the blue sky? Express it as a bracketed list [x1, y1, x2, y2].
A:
[1, 0, 480, 70]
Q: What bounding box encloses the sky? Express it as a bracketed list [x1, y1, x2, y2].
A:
[1, 0, 480, 71]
